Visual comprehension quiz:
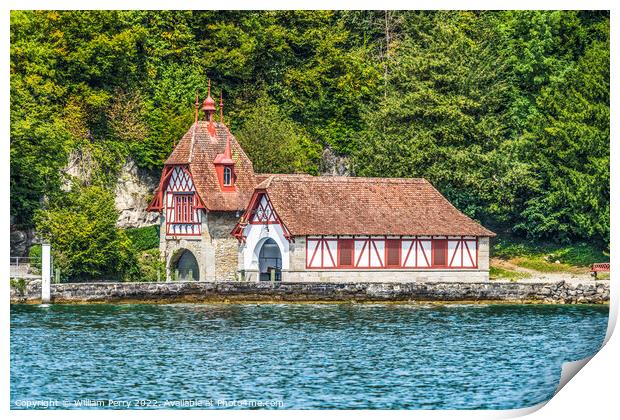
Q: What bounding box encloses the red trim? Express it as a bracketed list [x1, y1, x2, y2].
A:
[162, 166, 202, 237]
[305, 236, 479, 270]
[419, 240, 430, 267]
[403, 240, 415, 267]
[215, 164, 236, 192]
[371, 240, 385, 268]
[449, 240, 461, 267]
[355, 240, 368, 267]
[231, 190, 293, 242]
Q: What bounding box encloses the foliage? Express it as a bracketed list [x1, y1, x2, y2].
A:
[33, 184, 136, 281]
[489, 266, 530, 281]
[493, 235, 609, 267]
[509, 258, 582, 274]
[352, 11, 609, 246]
[125, 225, 160, 253]
[11, 11, 609, 256]
[130, 248, 165, 282]
[10, 279, 28, 296]
[236, 96, 322, 174]
[28, 244, 42, 272]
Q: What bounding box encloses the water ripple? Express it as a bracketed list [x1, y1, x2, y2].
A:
[10, 303, 608, 409]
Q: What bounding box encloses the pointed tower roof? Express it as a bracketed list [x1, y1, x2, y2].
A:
[201, 80, 216, 115]
[161, 121, 255, 211]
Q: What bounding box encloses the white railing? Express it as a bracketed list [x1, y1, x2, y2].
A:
[10, 257, 41, 279]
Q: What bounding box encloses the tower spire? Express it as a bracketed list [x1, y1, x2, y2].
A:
[202, 79, 217, 136]
[201, 79, 216, 121]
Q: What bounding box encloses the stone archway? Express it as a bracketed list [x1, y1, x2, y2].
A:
[257, 239, 282, 281]
[169, 248, 200, 281]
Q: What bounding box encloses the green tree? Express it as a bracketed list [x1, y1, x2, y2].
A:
[236, 96, 321, 174]
[515, 18, 610, 244]
[353, 11, 510, 222]
[33, 184, 136, 280]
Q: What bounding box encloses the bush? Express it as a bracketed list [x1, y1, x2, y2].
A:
[125, 225, 160, 252]
[34, 184, 137, 281]
[492, 235, 609, 267]
[28, 244, 42, 273]
[130, 248, 165, 282]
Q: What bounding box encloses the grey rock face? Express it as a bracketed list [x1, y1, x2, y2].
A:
[114, 159, 160, 228]
[10, 228, 35, 257]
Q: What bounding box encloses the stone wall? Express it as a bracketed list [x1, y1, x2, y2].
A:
[208, 212, 240, 281]
[11, 279, 610, 304]
[160, 211, 239, 282]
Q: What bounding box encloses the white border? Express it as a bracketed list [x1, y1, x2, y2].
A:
[3, 2, 617, 419]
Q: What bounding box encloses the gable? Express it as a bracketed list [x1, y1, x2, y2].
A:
[166, 165, 196, 194]
[231, 191, 292, 242]
[250, 194, 279, 224]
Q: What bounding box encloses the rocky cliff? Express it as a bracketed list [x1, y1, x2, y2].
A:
[114, 160, 160, 228]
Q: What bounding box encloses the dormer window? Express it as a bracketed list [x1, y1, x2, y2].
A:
[213, 135, 236, 192]
[224, 166, 232, 186]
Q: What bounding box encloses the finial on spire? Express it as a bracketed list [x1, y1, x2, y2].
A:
[219, 89, 224, 123]
[201, 79, 216, 123]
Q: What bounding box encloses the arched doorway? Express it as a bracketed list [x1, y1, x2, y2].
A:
[170, 249, 200, 281]
[258, 239, 282, 281]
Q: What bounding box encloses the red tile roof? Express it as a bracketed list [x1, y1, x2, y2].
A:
[163, 121, 256, 211]
[252, 174, 495, 236]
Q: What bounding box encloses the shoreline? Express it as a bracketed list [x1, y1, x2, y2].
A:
[10, 279, 610, 305]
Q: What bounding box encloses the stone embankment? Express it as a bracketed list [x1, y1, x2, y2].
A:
[10, 279, 610, 304]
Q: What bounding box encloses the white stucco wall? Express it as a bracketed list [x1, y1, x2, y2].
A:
[239, 223, 290, 272]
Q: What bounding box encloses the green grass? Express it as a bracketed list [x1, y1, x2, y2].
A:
[492, 235, 608, 268]
[489, 266, 531, 280]
[510, 257, 584, 274]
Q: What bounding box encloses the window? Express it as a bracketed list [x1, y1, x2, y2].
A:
[386, 239, 401, 267]
[173, 194, 194, 223]
[338, 239, 354, 267]
[432, 239, 447, 267]
[223, 166, 232, 186]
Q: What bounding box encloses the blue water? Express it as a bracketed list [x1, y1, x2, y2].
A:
[10, 303, 608, 410]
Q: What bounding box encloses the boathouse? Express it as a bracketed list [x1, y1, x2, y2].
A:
[148, 84, 495, 282]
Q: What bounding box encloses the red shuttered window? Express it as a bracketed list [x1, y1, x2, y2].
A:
[432, 239, 448, 267]
[173, 194, 194, 223]
[386, 239, 401, 267]
[338, 239, 354, 267]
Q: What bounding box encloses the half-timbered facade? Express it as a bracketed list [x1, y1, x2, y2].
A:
[231, 175, 495, 282]
[148, 84, 495, 283]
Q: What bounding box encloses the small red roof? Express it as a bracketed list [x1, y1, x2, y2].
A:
[251, 174, 495, 237]
[213, 136, 234, 165]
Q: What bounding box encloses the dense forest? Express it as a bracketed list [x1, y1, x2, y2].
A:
[10, 11, 609, 279]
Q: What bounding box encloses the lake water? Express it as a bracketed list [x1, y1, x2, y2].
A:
[10, 303, 608, 410]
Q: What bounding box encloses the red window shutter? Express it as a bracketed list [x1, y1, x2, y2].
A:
[386, 239, 401, 267]
[175, 196, 181, 222]
[432, 239, 448, 267]
[173, 194, 195, 223]
[338, 239, 354, 267]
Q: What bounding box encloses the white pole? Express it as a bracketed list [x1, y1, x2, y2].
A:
[41, 243, 51, 304]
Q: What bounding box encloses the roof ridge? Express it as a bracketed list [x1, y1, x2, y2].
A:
[267, 175, 428, 183]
